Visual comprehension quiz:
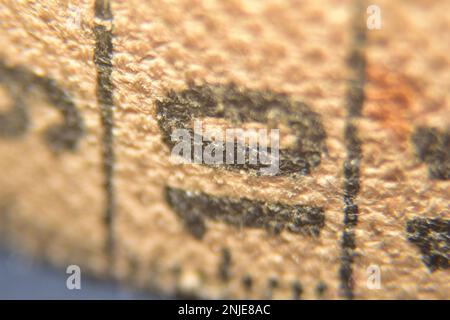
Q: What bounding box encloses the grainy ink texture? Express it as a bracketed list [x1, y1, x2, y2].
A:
[218, 248, 231, 282]
[0, 61, 83, 151]
[0, 0, 108, 278]
[111, 0, 382, 299]
[0, 62, 29, 137]
[412, 127, 449, 180]
[266, 277, 278, 298]
[355, 0, 449, 299]
[316, 281, 327, 298]
[241, 275, 253, 293]
[339, 0, 366, 300]
[94, 0, 116, 265]
[291, 281, 303, 300]
[406, 218, 449, 272]
[165, 186, 325, 239]
[1, 0, 448, 300]
[157, 83, 327, 176]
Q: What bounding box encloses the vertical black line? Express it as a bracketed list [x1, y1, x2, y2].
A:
[93, 0, 115, 271]
[266, 277, 279, 299]
[241, 274, 253, 293]
[291, 281, 303, 300]
[218, 247, 232, 282]
[339, 0, 366, 299]
[315, 281, 327, 299]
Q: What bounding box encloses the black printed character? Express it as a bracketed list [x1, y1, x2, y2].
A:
[406, 217, 449, 272]
[156, 83, 327, 176]
[0, 61, 83, 152]
[411, 126, 449, 180]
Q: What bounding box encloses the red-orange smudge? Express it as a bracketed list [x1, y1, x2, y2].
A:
[365, 64, 421, 142]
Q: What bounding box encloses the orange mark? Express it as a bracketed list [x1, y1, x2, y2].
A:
[365, 64, 421, 142]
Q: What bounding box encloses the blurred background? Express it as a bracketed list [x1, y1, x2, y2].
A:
[0, 246, 159, 299]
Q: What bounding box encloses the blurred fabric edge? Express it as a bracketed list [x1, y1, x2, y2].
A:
[0, 246, 162, 300]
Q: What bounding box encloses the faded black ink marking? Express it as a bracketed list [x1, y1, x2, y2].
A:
[0, 61, 83, 151]
[315, 281, 327, 298]
[165, 186, 325, 240]
[94, 0, 115, 266]
[266, 277, 278, 298]
[218, 248, 232, 282]
[339, 0, 366, 300]
[156, 83, 327, 176]
[412, 127, 449, 180]
[291, 281, 303, 300]
[407, 217, 449, 272]
[242, 275, 253, 292]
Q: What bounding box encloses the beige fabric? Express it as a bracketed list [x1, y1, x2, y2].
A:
[0, 0, 448, 299]
[0, 0, 107, 275]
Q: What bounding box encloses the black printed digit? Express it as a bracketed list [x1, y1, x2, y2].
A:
[156, 83, 327, 239]
[0, 61, 84, 152]
[156, 83, 327, 176]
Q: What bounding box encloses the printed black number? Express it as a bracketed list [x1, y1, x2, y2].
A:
[0, 61, 83, 152]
